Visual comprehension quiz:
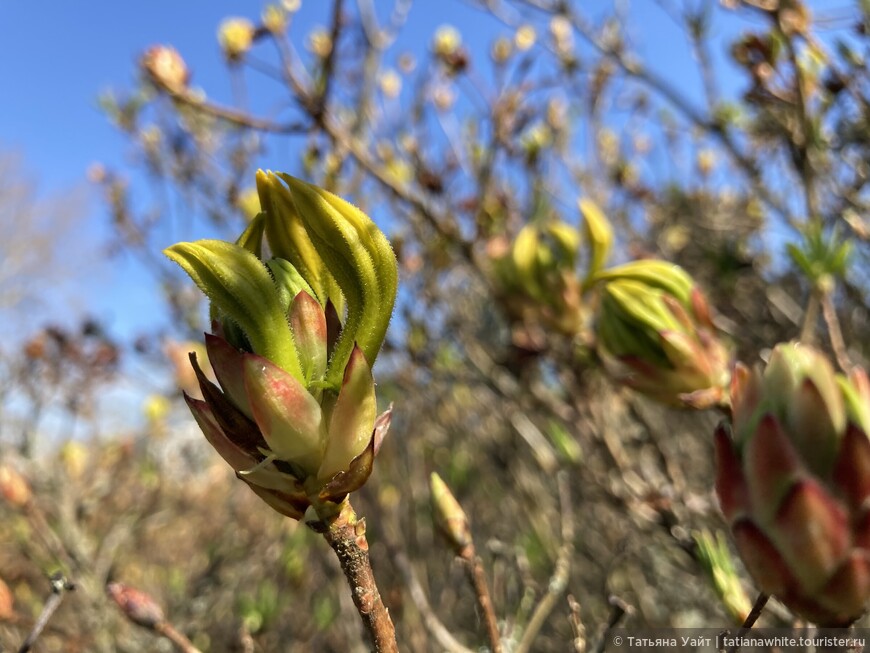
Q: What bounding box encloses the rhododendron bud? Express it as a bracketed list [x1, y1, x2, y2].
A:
[165, 172, 396, 520]
[594, 260, 730, 408]
[430, 472, 471, 553]
[490, 220, 584, 340]
[715, 343, 870, 625]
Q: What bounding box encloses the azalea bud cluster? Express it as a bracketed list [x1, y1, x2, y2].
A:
[166, 171, 397, 520]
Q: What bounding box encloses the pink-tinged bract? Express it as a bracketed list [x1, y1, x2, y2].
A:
[715, 342, 870, 625]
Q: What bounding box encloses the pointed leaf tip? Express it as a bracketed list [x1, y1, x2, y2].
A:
[164, 239, 302, 380]
[318, 345, 376, 481]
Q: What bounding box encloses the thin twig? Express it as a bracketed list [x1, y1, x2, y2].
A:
[742, 592, 769, 630]
[725, 593, 769, 653]
[774, 6, 818, 222]
[687, 4, 719, 112]
[800, 289, 820, 344]
[821, 289, 852, 372]
[155, 622, 202, 653]
[458, 541, 503, 653]
[391, 546, 474, 653]
[567, 594, 586, 653]
[145, 66, 308, 135]
[515, 470, 574, 653]
[18, 572, 75, 653]
[504, 0, 795, 228]
[238, 624, 255, 653]
[315, 0, 346, 120]
[107, 582, 203, 653]
[591, 595, 633, 653]
[312, 500, 399, 653]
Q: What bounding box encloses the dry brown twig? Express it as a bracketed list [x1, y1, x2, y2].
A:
[457, 540, 504, 653]
[390, 546, 475, 653]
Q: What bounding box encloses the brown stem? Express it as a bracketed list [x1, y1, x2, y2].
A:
[458, 543, 503, 653]
[591, 595, 633, 653]
[315, 500, 399, 653]
[821, 289, 852, 372]
[800, 290, 820, 344]
[17, 573, 75, 653]
[725, 593, 768, 653]
[145, 67, 308, 135]
[775, 7, 818, 222]
[155, 622, 202, 653]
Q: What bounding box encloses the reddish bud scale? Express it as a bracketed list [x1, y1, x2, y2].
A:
[595, 262, 730, 409]
[715, 344, 870, 625]
[167, 174, 397, 521]
[106, 582, 165, 629]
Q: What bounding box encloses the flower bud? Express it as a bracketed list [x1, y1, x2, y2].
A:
[218, 18, 256, 60]
[430, 472, 471, 553]
[165, 172, 396, 519]
[715, 343, 870, 625]
[141, 46, 189, 95]
[594, 260, 729, 408]
[262, 5, 287, 35]
[432, 25, 461, 58]
[515, 25, 537, 51]
[0, 464, 31, 508]
[491, 220, 584, 340]
[106, 583, 165, 629]
[0, 576, 12, 620]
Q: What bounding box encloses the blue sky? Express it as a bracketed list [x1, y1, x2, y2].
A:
[0, 0, 841, 343]
[0, 0, 850, 440]
[0, 1, 505, 340]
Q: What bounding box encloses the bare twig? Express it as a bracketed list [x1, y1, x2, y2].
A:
[500, 0, 795, 227]
[315, 0, 346, 119]
[774, 6, 818, 222]
[567, 594, 586, 653]
[515, 470, 574, 653]
[742, 592, 769, 630]
[18, 572, 75, 653]
[312, 500, 399, 653]
[357, 0, 413, 49]
[458, 541, 504, 653]
[154, 621, 202, 653]
[238, 624, 255, 653]
[821, 289, 852, 372]
[687, 4, 719, 112]
[725, 593, 769, 653]
[147, 71, 308, 134]
[800, 289, 820, 344]
[391, 546, 474, 653]
[591, 595, 633, 653]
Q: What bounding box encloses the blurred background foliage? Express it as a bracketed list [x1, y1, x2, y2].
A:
[3, 0, 870, 650]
